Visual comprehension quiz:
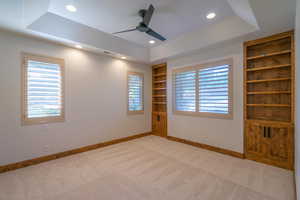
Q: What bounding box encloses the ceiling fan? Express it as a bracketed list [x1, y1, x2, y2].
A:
[113, 4, 166, 41]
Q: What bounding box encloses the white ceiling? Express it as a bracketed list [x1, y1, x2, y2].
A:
[0, 0, 296, 63]
[48, 0, 236, 47]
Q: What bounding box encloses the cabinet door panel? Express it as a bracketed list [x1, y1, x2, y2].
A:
[246, 122, 266, 156]
[245, 120, 294, 170]
[152, 112, 167, 137]
[152, 113, 159, 135]
[267, 126, 293, 168]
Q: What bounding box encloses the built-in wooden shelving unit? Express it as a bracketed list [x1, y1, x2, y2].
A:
[244, 31, 295, 170]
[152, 63, 167, 137]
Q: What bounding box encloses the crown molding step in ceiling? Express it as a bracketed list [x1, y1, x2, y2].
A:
[0, 0, 296, 63]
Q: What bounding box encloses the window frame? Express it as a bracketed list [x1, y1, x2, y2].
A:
[127, 71, 144, 115]
[21, 53, 65, 125]
[172, 58, 233, 119]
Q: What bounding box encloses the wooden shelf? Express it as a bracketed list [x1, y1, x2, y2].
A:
[245, 119, 292, 125]
[153, 88, 166, 90]
[247, 77, 291, 84]
[247, 91, 291, 95]
[153, 95, 167, 97]
[243, 31, 294, 170]
[154, 73, 166, 77]
[247, 64, 291, 72]
[153, 102, 167, 105]
[153, 64, 166, 69]
[247, 104, 291, 107]
[247, 50, 291, 60]
[154, 80, 166, 83]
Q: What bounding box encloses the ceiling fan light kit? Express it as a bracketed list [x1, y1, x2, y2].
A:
[113, 4, 166, 41]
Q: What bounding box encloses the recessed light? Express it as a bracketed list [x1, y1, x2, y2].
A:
[66, 4, 77, 12]
[121, 56, 127, 59]
[75, 44, 82, 49]
[149, 40, 155, 44]
[206, 12, 216, 19]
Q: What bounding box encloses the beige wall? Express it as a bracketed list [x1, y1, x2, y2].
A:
[0, 30, 151, 166]
[167, 40, 244, 153]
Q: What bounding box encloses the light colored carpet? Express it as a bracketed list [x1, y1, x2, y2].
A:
[0, 135, 295, 200]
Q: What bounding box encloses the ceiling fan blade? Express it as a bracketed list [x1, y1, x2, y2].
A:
[112, 28, 137, 34]
[143, 4, 154, 26]
[146, 28, 166, 41]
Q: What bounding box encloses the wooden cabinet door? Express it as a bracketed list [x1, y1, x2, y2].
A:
[245, 121, 268, 157]
[152, 112, 159, 135]
[245, 120, 294, 170]
[266, 125, 293, 169]
[152, 112, 167, 137]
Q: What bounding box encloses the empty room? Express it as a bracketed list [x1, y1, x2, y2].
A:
[0, 0, 300, 199]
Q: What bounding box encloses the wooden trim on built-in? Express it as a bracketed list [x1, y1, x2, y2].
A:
[0, 132, 151, 174]
[127, 71, 144, 115]
[167, 136, 244, 159]
[21, 53, 65, 125]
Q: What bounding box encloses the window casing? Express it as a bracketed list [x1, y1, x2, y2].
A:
[22, 53, 65, 125]
[127, 71, 144, 114]
[173, 59, 233, 119]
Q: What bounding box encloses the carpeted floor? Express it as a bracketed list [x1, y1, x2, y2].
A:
[0, 135, 295, 200]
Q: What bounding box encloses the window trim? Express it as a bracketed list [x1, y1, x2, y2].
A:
[21, 53, 65, 125]
[172, 58, 233, 119]
[127, 71, 144, 115]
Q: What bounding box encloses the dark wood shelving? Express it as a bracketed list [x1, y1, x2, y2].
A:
[154, 73, 166, 77]
[247, 91, 291, 95]
[246, 64, 291, 72]
[154, 80, 166, 83]
[246, 50, 291, 60]
[153, 102, 167, 105]
[247, 104, 291, 107]
[153, 95, 167, 97]
[244, 31, 294, 170]
[152, 63, 167, 137]
[247, 78, 291, 84]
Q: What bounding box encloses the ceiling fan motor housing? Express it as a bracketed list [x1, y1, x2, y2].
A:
[137, 22, 149, 32]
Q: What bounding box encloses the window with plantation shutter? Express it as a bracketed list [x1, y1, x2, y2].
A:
[198, 65, 230, 114]
[173, 59, 233, 119]
[174, 70, 196, 112]
[127, 71, 144, 114]
[22, 53, 65, 125]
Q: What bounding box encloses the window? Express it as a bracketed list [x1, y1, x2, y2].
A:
[127, 71, 144, 114]
[173, 59, 233, 119]
[22, 53, 65, 125]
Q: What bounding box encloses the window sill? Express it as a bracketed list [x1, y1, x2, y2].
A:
[173, 111, 233, 120]
[127, 110, 144, 115]
[22, 116, 65, 126]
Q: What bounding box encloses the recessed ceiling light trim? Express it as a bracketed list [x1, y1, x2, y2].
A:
[206, 12, 216, 19]
[66, 4, 77, 12]
[149, 40, 155, 44]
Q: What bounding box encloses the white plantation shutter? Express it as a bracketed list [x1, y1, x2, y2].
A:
[198, 65, 230, 114]
[27, 60, 62, 118]
[173, 59, 232, 118]
[174, 70, 196, 112]
[128, 72, 144, 112]
[22, 54, 65, 125]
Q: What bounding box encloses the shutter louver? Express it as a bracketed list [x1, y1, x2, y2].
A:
[198, 65, 229, 114]
[27, 60, 62, 118]
[128, 73, 143, 111]
[175, 70, 196, 112]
